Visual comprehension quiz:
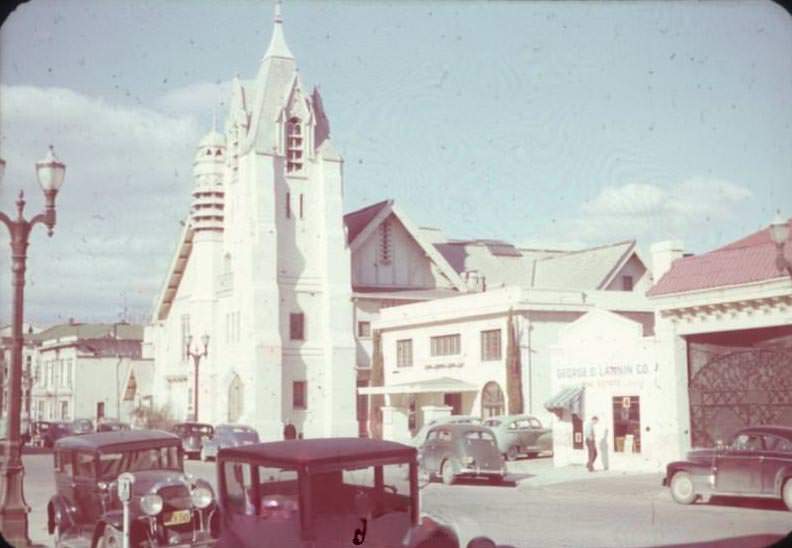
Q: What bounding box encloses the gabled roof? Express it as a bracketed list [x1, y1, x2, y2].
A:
[35, 323, 144, 343]
[152, 222, 194, 322]
[531, 240, 637, 290]
[343, 201, 468, 292]
[648, 219, 792, 297]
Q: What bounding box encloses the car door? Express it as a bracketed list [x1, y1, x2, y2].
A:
[419, 430, 439, 473]
[54, 449, 78, 518]
[435, 429, 455, 469]
[515, 418, 538, 450]
[761, 434, 792, 495]
[73, 451, 102, 525]
[715, 433, 764, 494]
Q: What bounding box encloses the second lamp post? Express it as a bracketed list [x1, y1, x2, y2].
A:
[186, 334, 209, 422]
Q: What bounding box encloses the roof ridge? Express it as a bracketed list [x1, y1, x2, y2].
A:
[343, 199, 393, 218]
[537, 239, 635, 261]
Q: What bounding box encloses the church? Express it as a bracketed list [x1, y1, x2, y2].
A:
[145, 5, 357, 441]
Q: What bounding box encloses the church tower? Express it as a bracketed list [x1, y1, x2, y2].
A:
[219, 2, 357, 439]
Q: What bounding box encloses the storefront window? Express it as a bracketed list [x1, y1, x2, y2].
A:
[612, 395, 640, 453]
[572, 414, 583, 450]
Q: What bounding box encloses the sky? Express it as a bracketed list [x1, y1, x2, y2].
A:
[0, 0, 790, 326]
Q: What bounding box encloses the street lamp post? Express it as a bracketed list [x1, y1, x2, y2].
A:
[186, 334, 209, 422]
[0, 146, 66, 547]
[769, 211, 791, 279]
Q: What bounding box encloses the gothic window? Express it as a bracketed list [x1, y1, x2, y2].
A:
[286, 117, 303, 174]
[378, 220, 392, 265]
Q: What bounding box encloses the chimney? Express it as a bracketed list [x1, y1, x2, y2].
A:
[651, 240, 685, 282]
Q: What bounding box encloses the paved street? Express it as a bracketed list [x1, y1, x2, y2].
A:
[22, 453, 791, 548]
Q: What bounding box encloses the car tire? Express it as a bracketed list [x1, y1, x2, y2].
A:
[441, 459, 458, 486]
[670, 471, 697, 505]
[506, 446, 520, 461]
[782, 479, 792, 511]
[53, 523, 65, 548]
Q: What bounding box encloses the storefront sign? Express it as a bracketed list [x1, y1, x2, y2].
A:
[556, 363, 652, 380]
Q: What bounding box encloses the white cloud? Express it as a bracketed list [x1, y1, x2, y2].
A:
[0, 85, 202, 325]
[155, 80, 232, 119]
[534, 177, 752, 248]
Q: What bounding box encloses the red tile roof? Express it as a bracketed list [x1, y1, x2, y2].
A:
[648, 219, 792, 297]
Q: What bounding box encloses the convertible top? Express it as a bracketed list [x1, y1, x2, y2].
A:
[219, 437, 416, 467]
[54, 429, 180, 452]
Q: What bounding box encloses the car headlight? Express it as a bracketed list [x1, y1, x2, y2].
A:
[191, 486, 213, 509]
[140, 494, 164, 516]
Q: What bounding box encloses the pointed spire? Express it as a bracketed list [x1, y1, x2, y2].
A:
[264, 0, 294, 60]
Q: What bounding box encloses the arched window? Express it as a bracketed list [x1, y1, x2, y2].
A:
[481, 381, 505, 418]
[286, 116, 303, 174]
[227, 374, 244, 423]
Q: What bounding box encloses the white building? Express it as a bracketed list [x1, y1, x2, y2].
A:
[146, 6, 357, 440]
[29, 322, 150, 424]
[362, 241, 653, 444]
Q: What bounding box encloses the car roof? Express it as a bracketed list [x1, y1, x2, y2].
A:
[485, 414, 538, 423]
[219, 438, 415, 467]
[54, 430, 180, 452]
[739, 425, 792, 440]
[173, 422, 213, 427]
[217, 424, 255, 430]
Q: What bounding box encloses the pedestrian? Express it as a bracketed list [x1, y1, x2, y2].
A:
[585, 416, 599, 471]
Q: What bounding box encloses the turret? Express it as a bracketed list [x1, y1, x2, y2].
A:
[191, 129, 226, 232]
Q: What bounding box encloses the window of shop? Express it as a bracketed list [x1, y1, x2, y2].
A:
[612, 395, 641, 453]
[396, 339, 413, 367]
[572, 414, 584, 450]
[430, 334, 461, 356]
[480, 329, 501, 361]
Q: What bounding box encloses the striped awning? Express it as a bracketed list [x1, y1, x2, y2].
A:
[544, 385, 584, 417]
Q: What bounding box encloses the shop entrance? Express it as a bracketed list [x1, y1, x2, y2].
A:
[688, 327, 792, 448]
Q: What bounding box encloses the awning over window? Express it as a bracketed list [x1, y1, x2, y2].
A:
[358, 377, 478, 396]
[544, 385, 584, 417]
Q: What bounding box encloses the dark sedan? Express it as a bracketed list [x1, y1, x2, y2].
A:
[418, 424, 505, 485]
[663, 425, 792, 511]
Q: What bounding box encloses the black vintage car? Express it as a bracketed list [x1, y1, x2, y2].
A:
[663, 425, 792, 510]
[215, 437, 498, 548]
[47, 430, 219, 547]
[418, 424, 506, 485]
[32, 420, 73, 448]
[171, 422, 215, 460]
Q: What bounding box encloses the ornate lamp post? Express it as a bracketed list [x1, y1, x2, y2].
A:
[769, 210, 791, 279]
[186, 334, 209, 422]
[0, 146, 66, 546]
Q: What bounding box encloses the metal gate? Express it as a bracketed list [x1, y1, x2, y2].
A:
[689, 349, 792, 447]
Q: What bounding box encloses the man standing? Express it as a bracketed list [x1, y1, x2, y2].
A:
[585, 416, 599, 471]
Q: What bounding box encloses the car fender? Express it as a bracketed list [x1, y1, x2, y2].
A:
[90, 511, 124, 548]
[773, 464, 792, 495]
[47, 495, 78, 535]
[664, 460, 712, 486]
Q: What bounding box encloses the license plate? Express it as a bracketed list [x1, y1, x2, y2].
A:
[164, 509, 192, 526]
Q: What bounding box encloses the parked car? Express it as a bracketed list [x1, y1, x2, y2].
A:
[97, 420, 131, 432]
[200, 424, 259, 461]
[663, 425, 792, 511]
[171, 422, 215, 459]
[31, 420, 73, 448]
[418, 423, 506, 485]
[482, 414, 553, 461]
[46, 429, 219, 547]
[215, 437, 497, 548]
[71, 418, 95, 435]
[409, 415, 482, 448]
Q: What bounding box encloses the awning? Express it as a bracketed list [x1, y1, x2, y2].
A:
[358, 377, 479, 396]
[544, 385, 584, 417]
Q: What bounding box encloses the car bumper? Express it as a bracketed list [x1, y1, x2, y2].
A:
[457, 466, 504, 478]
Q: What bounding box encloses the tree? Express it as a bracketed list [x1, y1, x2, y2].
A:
[505, 308, 524, 414]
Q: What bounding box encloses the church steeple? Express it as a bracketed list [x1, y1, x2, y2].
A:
[263, 1, 294, 61]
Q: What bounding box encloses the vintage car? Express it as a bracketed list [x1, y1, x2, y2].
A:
[71, 417, 96, 435]
[47, 430, 219, 547]
[215, 437, 498, 548]
[418, 424, 506, 485]
[171, 422, 215, 459]
[663, 425, 792, 511]
[200, 424, 260, 461]
[482, 414, 553, 461]
[32, 420, 73, 448]
[409, 415, 483, 448]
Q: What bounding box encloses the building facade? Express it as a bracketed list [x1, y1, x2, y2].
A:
[146, 7, 357, 440]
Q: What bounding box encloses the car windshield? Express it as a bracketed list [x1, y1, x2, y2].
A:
[230, 431, 259, 443]
[98, 446, 181, 478]
[483, 419, 501, 427]
[463, 430, 497, 448]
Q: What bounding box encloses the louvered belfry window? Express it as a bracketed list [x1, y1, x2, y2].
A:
[286, 117, 303, 173]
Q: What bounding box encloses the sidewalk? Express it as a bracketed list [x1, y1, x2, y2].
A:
[511, 461, 657, 489]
